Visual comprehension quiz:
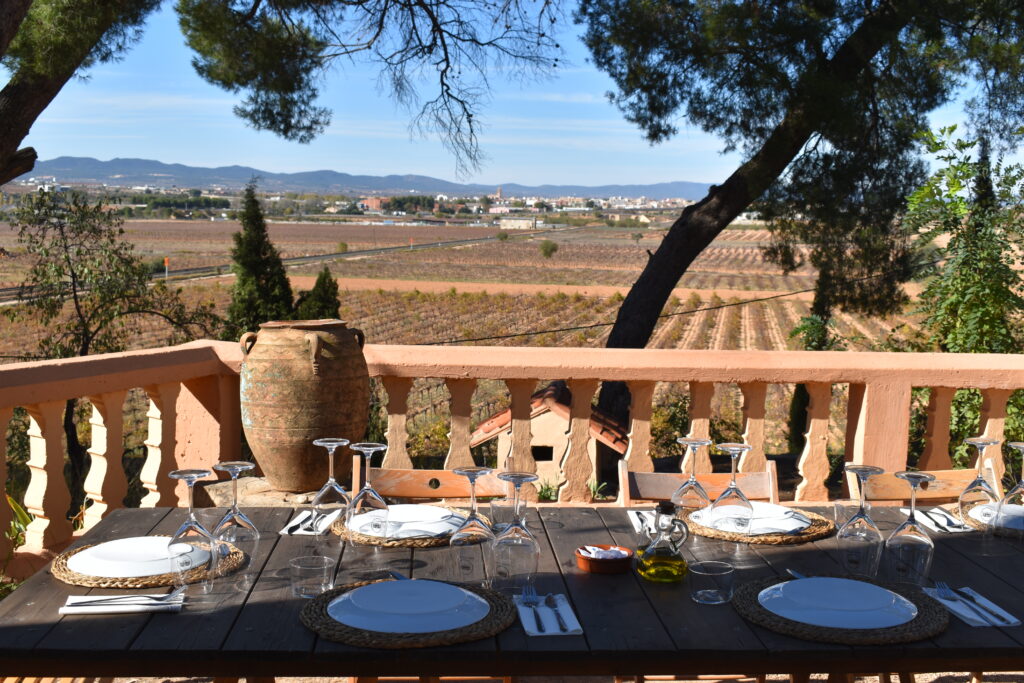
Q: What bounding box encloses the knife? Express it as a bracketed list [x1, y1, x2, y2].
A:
[284, 510, 311, 535]
[951, 587, 1015, 625]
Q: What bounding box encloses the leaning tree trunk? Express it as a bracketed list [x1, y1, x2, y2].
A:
[596, 0, 921, 480]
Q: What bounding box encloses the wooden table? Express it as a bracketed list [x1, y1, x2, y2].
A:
[1, 505, 1023, 679]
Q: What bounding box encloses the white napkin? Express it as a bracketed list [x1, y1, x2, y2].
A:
[628, 510, 655, 534]
[60, 594, 184, 615]
[923, 586, 1020, 627]
[279, 509, 342, 535]
[514, 593, 583, 636]
[580, 545, 629, 559]
[690, 506, 808, 535]
[903, 507, 973, 534]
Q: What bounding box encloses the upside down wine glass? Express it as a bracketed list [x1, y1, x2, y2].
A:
[311, 437, 351, 530]
[168, 468, 217, 595]
[884, 471, 936, 585]
[492, 471, 540, 597]
[994, 441, 1024, 542]
[212, 461, 260, 591]
[836, 464, 884, 578]
[672, 437, 713, 513]
[346, 442, 390, 577]
[450, 466, 496, 587]
[709, 443, 754, 532]
[958, 437, 1002, 554]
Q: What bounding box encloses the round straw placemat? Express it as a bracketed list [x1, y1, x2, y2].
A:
[300, 579, 516, 648]
[685, 509, 835, 545]
[330, 505, 488, 548]
[948, 503, 1022, 537]
[52, 538, 245, 589]
[732, 575, 948, 645]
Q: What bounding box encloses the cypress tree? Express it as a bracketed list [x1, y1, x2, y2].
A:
[224, 181, 293, 339]
[294, 266, 341, 320]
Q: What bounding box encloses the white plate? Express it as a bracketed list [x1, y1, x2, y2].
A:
[759, 578, 917, 629]
[692, 501, 810, 535]
[65, 536, 211, 578]
[328, 579, 490, 633]
[970, 503, 1024, 530]
[346, 504, 466, 539]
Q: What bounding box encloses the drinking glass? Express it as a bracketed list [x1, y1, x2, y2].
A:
[311, 437, 352, 527]
[168, 468, 217, 595]
[345, 442, 390, 577]
[836, 464, 884, 578]
[449, 466, 496, 587]
[672, 437, 712, 513]
[958, 437, 1002, 548]
[708, 443, 753, 532]
[884, 471, 936, 585]
[212, 461, 260, 591]
[994, 441, 1024, 541]
[492, 471, 540, 597]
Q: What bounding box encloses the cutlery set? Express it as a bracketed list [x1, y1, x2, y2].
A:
[520, 585, 570, 633]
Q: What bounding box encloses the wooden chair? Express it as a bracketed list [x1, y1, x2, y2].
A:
[617, 459, 780, 506]
[352, 455, 507, 501]
[848, 460, 1001, 506]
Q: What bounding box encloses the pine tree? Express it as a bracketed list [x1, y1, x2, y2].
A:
[224, 181, 293, 339]
[294, 266, 341, 320]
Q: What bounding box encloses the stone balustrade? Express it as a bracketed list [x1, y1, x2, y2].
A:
[2, 339, 1024, 577]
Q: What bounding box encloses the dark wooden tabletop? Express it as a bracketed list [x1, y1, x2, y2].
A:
[1, 505, 1023, 678]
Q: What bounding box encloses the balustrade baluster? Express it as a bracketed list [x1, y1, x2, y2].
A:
[739, 382, 768, 472]
[919, 387, 955, 470]
[683, 381, 714, 474]
[504, 379, 537, 501]
[795, 382, 831, 502]
[849, 381, 912, 473]
[381, 376, 413, 468]
[23, 400, 73, 551]
[140, 383, 181, 508]
[444, 378, 476, 469]
[83, 391, 128, 530]
[0, 407, 14, 562]
[625, 380, 655, 474]
[559, 379, 599, 502]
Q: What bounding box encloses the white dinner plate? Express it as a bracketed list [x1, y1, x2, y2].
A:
[328, 579, 490, 633]
[691, 501, 810, 535]
[346, 504, 466, 539]
[758, 577, 917, 629]
[65, 536, 210, 578]
[970, 503, 1024, 530]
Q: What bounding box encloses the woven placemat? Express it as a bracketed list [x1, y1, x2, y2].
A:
[949, 502, 1023, 537]
[685, 508, 835, 545]
[52, 539, 246, 589]
[300, 579, 517, 648]
[732, 575, 948, 645]
[330, 505, 488, 548]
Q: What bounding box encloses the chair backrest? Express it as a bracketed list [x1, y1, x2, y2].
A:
[851, 460, 1002, 505]
[353, 455, 507, 501]
[617, 459, 780, 506]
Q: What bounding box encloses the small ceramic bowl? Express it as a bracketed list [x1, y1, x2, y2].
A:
[574, 544, 634, 574]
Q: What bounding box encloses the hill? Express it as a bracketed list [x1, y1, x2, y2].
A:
[17, 157, 712, 200]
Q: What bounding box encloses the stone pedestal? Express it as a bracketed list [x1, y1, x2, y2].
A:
[196, 476, 317, 508]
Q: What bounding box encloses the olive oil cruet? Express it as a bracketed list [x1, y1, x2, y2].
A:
[636, 500, 689, 582]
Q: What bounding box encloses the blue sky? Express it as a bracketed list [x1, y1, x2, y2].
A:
[21, 4, 995, 187]
[22, 4, 740, 187]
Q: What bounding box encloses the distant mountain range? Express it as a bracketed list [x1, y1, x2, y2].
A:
[16, 156, 712, 200]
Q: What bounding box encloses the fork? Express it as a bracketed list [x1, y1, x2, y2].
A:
[934, 581, 998, 625]
[521, 585, 545, 633]
[70, 585, 187, 607]
[935, 581, 1013, 626]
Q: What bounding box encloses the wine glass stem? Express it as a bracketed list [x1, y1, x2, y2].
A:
[729, 452, 738, 487]
[186, 480, 196, 518]
[512, 481, 523, 521]
[231, 473, 239, 511]
[857, 473, 868, 516]
[908, 482, 918, 522]
[975, 444, 986, 473]
[689, 445, 698, 479]
[468, 476, 478, 515]
[327, 446, 336, 481]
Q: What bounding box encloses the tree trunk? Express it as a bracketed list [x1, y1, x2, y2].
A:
[597, 0, 920, 474]
[63, 397, 89, 517]
[0, 0, 32, 56]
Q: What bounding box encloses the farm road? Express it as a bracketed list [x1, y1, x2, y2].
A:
[285, 275, 817, 302]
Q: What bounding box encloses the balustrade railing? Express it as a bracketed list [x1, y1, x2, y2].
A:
[2, 339, 1024, 578]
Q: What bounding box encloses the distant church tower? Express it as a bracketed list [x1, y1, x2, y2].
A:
[495, 186, 503, 200]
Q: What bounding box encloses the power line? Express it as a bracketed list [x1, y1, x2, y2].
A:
[423, 257, 941, 345]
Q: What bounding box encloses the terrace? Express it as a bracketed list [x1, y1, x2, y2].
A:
[2, 339, 1022, 578]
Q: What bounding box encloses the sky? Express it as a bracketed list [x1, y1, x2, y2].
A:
[21, 4, 742, 187]
[20, 4, 993, 188]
